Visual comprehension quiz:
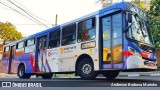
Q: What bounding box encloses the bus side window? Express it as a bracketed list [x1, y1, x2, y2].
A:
[39, 38, 43, 50]
[15, 41, 24, 55]
[48, 29, 60, 49]
[78, 18, 96, 42]
[25, 38, 35, 53]
[61, 23, 76, 46]
[3, 46, 10, 57]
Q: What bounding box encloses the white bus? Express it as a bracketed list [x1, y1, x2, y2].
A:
[1, 2, 157, 79]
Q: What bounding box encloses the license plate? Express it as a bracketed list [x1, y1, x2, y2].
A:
[149, 62, 154, 67]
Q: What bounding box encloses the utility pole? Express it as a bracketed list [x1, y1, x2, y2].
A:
[55, 14, 58, 26]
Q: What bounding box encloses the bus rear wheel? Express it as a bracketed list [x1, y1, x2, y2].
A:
[18, 65, 31, 79]
[42, 73, 53, 79]
[77, 59, 97, 80]
[102, 71, 119, 80]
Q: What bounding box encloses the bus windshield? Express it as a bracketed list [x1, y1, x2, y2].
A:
[126, 2, 153, 45]
[127, 14, 153, 45]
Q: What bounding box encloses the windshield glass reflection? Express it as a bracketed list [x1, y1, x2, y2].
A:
[127, 14, 153, 45]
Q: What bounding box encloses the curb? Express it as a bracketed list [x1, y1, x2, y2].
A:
[118, 74, 160, 77]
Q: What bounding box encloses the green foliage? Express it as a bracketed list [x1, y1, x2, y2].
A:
[150, 15, 160, 48]
[150, 0, 160, 16]
[131, 0, 147, 10]
[0, 21, 23, 44]
[148, 0, 160, 49]
[149, 0, 160, 49]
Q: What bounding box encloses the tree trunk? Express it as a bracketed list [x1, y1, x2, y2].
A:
[156, 50, 160, 69]
[3, 40, 6, 45]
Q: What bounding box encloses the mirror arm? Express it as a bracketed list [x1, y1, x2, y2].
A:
[123, 24, 132, 33]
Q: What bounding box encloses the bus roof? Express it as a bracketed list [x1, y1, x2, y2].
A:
[5, 25, 60, 46]
[4, 1, 128, 47]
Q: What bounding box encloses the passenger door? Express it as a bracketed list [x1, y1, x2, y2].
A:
[8, 45, 16, 73]
[36, 36, 47, 72]
[101, 13, 123, 69]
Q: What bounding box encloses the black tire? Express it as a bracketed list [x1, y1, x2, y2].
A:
[77, 59, 97, 80]
[42, 73, 53, 79]
[102, 71, 119, 80]
[18, 65, 31, 79]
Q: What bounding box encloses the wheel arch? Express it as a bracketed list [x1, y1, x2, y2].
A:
[17, 63, 25, 73]
[75, 54, 94, 75]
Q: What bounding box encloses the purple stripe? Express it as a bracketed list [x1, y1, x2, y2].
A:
[113, 63, 123, 68]
[46, 59, 52, 72]
[103, 64, 112, 68]
[103, 63, 123, 69]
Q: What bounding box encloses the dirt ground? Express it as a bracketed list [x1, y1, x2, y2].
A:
[0, 73, 9, 78]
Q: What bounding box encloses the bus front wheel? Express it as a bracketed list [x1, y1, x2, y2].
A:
[77, 59, 97, 79]
[102, 71, 119, 80]
[18, 65, 31, 79]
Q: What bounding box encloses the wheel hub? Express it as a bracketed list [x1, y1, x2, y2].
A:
[19, 68, 23, 77]
[82, 64, 92, 75]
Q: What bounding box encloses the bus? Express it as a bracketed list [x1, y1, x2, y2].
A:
[1, 1, 157, 79]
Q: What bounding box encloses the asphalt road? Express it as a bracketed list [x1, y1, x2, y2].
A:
[0, 76, 160, 87]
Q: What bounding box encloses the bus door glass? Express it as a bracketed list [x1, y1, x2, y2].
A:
[8, 45, 15, 73]
[102, 16, 112, 68]
[37, 36, 47, 72]
[101, 13, 123, 69]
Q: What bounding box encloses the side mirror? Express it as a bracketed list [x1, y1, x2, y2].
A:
[127, 13, 132, 23]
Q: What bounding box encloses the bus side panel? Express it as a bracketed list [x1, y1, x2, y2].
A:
[2, 57, 9, 73]
[11, 55, 17, 74]
[15, 52, 35, 74]
[12, 55, 20, 74]
[46, 48, 59, 72]
[123, 31, 129, 69]
[25, 52, 35, 73]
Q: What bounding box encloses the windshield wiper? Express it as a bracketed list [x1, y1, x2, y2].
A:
[123, 22, 135, 33]
[123, 12, 137, 33]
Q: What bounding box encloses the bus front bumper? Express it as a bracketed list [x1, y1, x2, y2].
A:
[126, 56, 157, 70]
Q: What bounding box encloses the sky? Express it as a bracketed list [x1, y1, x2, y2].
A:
[0, 0, 103, 36]
[0, 0, 134, 36]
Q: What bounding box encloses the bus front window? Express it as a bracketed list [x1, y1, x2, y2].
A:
[126, 3, 153, 45]
[127, 14, 153, 45]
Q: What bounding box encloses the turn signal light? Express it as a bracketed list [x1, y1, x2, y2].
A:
[123, 51, 133, 56]
[140, 52, 151, 58]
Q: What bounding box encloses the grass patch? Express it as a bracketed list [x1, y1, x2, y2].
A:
[53, 73, 75, 78]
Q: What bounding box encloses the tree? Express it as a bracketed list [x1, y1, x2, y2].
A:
[0, 22, 23, 45]
[149, 0, 160, 49]
[150, 0, 160, 16]
[97, 0, 113, 8]
[131, 0, 147, 10]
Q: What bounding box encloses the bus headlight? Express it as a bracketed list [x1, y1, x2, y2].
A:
[128, 46, 142, 58]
